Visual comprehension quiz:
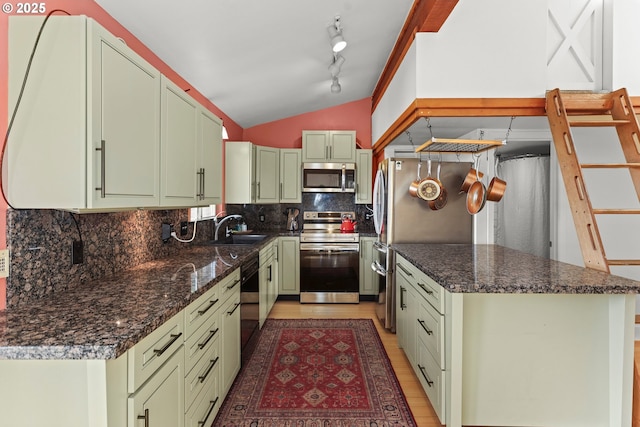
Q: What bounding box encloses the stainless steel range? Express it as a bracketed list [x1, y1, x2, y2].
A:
[299, 211, 360, 303]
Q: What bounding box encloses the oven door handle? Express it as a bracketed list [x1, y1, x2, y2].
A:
[300, 247, 359, 253]
[371, 260, 387, 276]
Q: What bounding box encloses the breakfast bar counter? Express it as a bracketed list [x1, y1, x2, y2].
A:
[391, 243, 640, 427]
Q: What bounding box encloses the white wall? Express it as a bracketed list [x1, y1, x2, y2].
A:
[605, 0, 640, 92]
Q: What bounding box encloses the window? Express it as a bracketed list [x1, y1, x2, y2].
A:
[188, 204, 219, 222]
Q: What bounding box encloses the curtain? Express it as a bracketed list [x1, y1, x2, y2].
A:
[495, 155, 550, 258]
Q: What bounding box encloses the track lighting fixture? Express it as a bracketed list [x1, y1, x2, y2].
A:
[331, 77, 341, 94]
[328, 16, 347, 53]
[328, 54, 345, 78]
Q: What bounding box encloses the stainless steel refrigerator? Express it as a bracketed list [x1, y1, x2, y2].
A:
[372, 157, 473, 331]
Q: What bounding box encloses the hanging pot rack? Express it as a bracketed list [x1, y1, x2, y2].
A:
[414, 137, 505, 154]
[414, 117, 506, 154]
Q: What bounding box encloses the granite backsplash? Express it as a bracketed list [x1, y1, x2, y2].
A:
[5, 194, 373, 309]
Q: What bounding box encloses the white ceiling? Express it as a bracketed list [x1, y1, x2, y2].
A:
[95, 0, 414, 129]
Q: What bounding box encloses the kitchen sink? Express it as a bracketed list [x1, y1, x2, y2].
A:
[228, 234, 268, 244]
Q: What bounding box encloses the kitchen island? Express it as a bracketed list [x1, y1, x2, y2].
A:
[392, 243, 640, 427]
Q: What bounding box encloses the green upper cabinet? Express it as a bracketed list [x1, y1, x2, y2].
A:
[355, 149, 373, 204]
[255, 146, 280, 203]
[198, 108, 223, 205]
[279, 149, 302, 203]
[302, 130, 356, 163]
[160, 76, 198, 206]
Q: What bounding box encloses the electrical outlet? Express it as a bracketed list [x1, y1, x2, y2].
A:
[72, 240, 84, 265]
[0, 249, 8, 278]
[180, 221, 188, 236]
[162, 223, 173, 242]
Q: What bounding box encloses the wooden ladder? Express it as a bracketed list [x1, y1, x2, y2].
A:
[546, 88, 640, 272]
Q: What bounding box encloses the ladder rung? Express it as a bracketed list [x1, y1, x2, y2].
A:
[608, 259, 640, 266]
[569, 119, 631, 127]
[593, 209, 640, 214]
[581, 163, 640, 169]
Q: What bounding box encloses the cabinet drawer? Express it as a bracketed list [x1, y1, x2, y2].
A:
[415, 339, 445, 424]
[184, 285, 220, 339]
[185, 371, 220, 427]
[417, 297, 445, 369]
[185, 315, 220, 374]
[185, 341, 220, 412]
[128, 311, 184, 393]
[396, 256, 444, 314]
[218, 269, 241, 303]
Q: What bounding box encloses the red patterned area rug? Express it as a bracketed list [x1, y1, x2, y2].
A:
[213, 318, 416, 427]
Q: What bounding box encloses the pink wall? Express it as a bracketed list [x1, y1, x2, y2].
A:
[0, 0, 242, 309]
[242, 98, 372, 149]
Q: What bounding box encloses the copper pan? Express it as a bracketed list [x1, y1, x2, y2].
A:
[429, 162, 448, 210]
[466, 170, 486, 214]
[460, 168, 484, 193]
[487, 176, 507, 202]
[417, 159, 442, 201]
[408, 161, 422, 198]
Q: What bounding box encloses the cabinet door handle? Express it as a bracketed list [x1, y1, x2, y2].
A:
[417, 319, 433, 335]
[197, 299, 219, 316]
[227, 302, 240, 315]
[280, 182, 283, 200]
[197, 328, 219, 349]
[400, 286, 406, 310]
[397, 264, 412, 277]
[268, 265, 272, 282]
[198, 356, 220, 383]
[418, 364, 434, 387]
[153, 332, 182, 357]
[257, 182, 261, 199]
[201, 168, 205, 199]
[197, 397, 219, 426]
[137, 408, 149, 427]
[227, 279, 240, 290]
[95, 140, 106, 198]
[417, 283, 434, 295]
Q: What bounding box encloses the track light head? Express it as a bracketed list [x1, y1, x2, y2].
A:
[331, 77, 341, 94]
[328, 55, 345, 78]
[328, 17, 347, 53]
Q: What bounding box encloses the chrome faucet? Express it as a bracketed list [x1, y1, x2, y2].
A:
[214, 214, 243, 241]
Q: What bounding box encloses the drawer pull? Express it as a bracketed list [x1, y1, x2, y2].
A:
[137, 408, 149, 427]
[418, 364, 434, 387]
[417, 283, 434, 295]
[198, 328, 220, 349]
[197, 397, 219, 426]
[197, 299, 219, 316]
[397, 263, 413, 276]
[227, 279, 240, 290]
[153, 332, 182, 357]
[198, 356, 220, 383]
[227, 302, 241, 315]
[400, 286, 406, 310]
[417, 319, 433, 335]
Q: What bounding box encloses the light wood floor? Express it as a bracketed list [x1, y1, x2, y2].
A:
[268, 300, 443, 426]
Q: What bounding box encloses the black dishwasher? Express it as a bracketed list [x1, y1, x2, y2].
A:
[240, 254, 259, 353]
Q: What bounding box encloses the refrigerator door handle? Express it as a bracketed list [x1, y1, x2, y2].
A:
[371, 260, 387, 276]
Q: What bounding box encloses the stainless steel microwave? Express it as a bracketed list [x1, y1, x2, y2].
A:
[302, 163, 356, 193]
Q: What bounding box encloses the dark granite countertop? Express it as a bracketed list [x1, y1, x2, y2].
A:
[392, 243, 640, 294]
[0, 236, 280, 360]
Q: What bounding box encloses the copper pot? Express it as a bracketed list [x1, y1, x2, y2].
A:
[429, 162, 448, 210]
[408, 161, 422, 198]
[417, 159, 442, 201]
[460, 168, 484, 193]
[487, 176, 507, 202]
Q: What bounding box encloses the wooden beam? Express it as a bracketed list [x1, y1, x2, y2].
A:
[371, 0, 459, 111]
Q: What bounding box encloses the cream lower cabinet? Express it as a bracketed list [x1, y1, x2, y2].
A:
[0, 269, 242, 427]
[278, 236, 300, 295]
[259, 240, 279, 327]
[359, 236, 377, 296]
